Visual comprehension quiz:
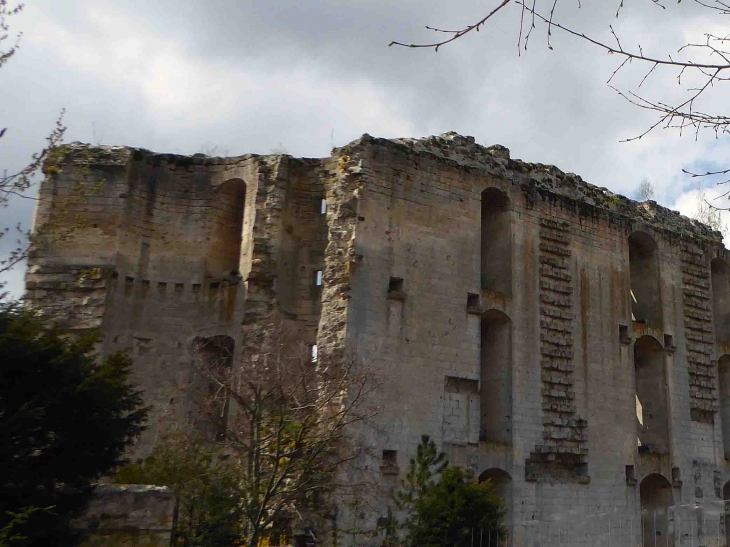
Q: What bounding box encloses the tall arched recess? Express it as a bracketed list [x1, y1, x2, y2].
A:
[640, 474, 673, 547]
[628, 231, 662, 326]
[719, 355, 730, 458]
[207, 178, 246, 277]
[480, 310, 512, 444]
[712, 258, 730, 343]
[481, 188, 512, 295]
[634, 335, 669, 454]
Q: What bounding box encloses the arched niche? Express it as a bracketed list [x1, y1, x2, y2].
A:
[481, 188, 512, 295]
[712, 258, 730, 343]
[639, 474, 673, 547]
[628, 231, 662, 326]
[479, 468, 512, 545]
[634, 335, 669, 455]
[193, 335, 235, 440]
[480, 309, 512, 444]
[207, 178, 246, 277]
[720, 355, 730, 458]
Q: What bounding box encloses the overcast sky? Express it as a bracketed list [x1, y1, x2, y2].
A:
[2, 0, 729, 297]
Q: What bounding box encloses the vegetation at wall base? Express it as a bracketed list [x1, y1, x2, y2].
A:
[392, 435, 505, 547]
[115, 432, 244, 547]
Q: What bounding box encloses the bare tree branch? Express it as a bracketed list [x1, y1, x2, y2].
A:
[390, 0, 730, 188]
[191, 330, 381, 547]
[389, 0, 512, 52]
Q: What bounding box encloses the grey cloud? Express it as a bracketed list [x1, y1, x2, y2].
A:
[1, 0, 729, 297]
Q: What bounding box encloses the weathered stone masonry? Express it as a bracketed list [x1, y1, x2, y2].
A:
[25, 133, 730, 545]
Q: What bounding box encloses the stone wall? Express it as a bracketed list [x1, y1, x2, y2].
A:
[26, 133, 730, 546]
[73, 485, 174, 547]
[26, 145, 334, 455]
[331, 132, 730, 546]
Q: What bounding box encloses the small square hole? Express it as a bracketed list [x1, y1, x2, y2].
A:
[192, 283, 201, 292]
[125, 276, 135, 286]
[174, 283, 184, 293]
[388, 277, 404, 293]
[210, 281, 220, 290]
[619, 324, 631, 344]
[382, 449, 397, 467]
[111, 271, 119, 280]
[672, 466, 681, 483]
[625, 465, 636, 485]
[157, 282, 167, 293]
[664, 334, 674, 349]
[467, 293, 480, 308]
[141, 279, 150, 288]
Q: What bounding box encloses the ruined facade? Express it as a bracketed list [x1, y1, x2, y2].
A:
[25, 132, 730, 545]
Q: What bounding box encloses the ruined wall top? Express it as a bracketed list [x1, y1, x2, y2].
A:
[341, 131, 724, 247]
[54, 131, 724, 247]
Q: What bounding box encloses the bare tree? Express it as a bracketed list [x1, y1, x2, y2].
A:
[694, 188, 728, 236]
[193, 332, 381, 547]
[391, 0, 730, 186]
[638, 178, 655, 201]
[1, 2, 66, 296]
[198, 143, 230, 158]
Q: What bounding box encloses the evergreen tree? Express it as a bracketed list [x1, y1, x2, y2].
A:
[393, 435, 447, 546]
[409, 467, 504, 547]
[0, 304, 147, 546]
[395, 435, 447, 511]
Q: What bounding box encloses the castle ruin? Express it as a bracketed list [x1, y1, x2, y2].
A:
[25, 132, 730, 546]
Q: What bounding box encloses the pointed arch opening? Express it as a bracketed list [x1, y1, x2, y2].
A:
[628, 231, 662, 326]
[634, 335, 669, 454]
[479, 468, 512, 545]
[640, 474, 673, 547]
[480, 310, 512, 444]
[207, 178, 246, 277]
[481, 188, 511, 295]
[712, 258, 730, 343]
